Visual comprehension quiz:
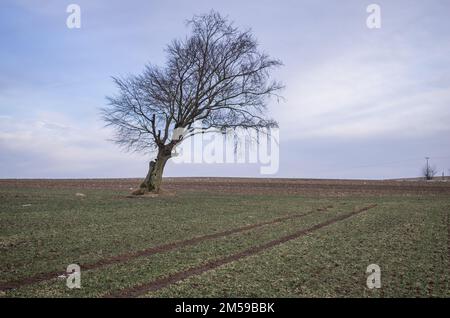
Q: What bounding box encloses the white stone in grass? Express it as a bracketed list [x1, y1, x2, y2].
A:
[75, 193, 86, 197]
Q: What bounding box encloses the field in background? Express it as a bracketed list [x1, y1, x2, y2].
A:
[1, 178, 449, 297]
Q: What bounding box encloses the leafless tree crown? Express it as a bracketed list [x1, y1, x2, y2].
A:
[423, 164, 437, 180]
[102, 11, 283, 153]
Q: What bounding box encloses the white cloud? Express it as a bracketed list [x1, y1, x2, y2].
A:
[0, 112, 147, 178]
[278, 43, 450, 140]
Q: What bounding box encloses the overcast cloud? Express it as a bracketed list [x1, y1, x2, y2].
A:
[1, 0, 449, 179]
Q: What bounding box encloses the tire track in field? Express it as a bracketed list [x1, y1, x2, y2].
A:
[106, 204, 377, 298]
[0, 205, 332, 292]
[447, 211, 450, 292]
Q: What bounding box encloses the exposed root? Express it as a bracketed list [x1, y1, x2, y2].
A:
[127, 188, 175, 198]
[131, 188, 147, 196]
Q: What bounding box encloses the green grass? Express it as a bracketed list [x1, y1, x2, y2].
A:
[0, 186, 449, 297]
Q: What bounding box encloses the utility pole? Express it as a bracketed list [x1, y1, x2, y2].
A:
[425, 157, 430, 181]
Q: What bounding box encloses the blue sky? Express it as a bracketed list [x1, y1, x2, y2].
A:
[1, 0, 449, 179]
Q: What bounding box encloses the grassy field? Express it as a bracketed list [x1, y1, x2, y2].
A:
[0, 178, 449, 297]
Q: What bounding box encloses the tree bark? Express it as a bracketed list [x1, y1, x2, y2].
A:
[134, 146, 172, 195]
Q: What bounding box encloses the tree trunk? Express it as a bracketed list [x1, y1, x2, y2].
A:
[134, 146, 172, 195]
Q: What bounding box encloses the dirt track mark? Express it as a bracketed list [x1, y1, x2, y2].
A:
[447, 212, 450, 284]
[106, 204, 377, 298]
[0, 205, 332, 292]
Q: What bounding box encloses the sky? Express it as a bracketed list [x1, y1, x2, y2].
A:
[0, 0, 449, 179]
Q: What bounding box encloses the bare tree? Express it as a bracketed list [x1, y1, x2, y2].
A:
[102, 11, 283, 194]
[422, 157, 437, 181]
[422, 163, 437, 180]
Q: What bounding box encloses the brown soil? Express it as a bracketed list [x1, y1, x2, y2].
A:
[105, 204, 377, 298]
[1, 177, 449, 196]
